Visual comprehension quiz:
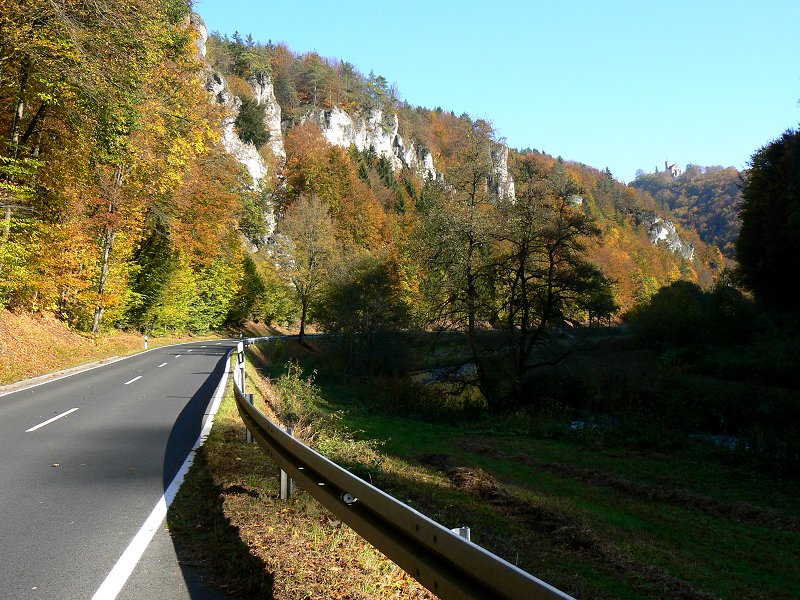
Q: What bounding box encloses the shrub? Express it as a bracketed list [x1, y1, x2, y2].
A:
[235, 96, 269, 147]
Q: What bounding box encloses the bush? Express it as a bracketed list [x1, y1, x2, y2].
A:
[234, 96, 269, 147]
[626, 281, 760, 348]
[273, 361, 385, 479]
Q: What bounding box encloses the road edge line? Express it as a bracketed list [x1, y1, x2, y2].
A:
[91, 350, 233, 600]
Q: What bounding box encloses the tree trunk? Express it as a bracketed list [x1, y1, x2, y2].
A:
[11, 58, 31, 158]
[2, 205, 10, 243]
[298, 299, 308, 345]
[91, 228, 115, 334]
[91, 166, 124, 334]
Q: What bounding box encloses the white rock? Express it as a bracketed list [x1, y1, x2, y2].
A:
[190, 13, 207, 59]
[489, 145, 515, 200]
[249, 74, 285, 161]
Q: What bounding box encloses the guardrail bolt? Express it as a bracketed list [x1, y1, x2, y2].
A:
[341, 492, 358, 505]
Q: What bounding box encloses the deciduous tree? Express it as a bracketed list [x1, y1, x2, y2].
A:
[273, 195, 339, 343]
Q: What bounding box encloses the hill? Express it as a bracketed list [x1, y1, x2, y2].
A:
[1, 3, 724, 345]
[201, 25, 723, 315]
[630, 164, 742, 258]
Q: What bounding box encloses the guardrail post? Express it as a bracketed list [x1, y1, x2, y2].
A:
[451, 526, 471, 541]
[245, 394, 255, 444]
[280, 426, 294, 500]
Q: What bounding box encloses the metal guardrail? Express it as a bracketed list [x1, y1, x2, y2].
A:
[231, 341, 574, 600]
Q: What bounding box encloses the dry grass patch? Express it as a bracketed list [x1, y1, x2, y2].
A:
[171, 355, 436, 599]
[0, 309, 212, 386]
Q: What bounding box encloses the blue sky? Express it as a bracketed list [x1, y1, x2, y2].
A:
[194, 0, 800, 182]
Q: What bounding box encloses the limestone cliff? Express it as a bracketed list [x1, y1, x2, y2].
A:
[630, 210, 695, 260]
[304, 106, 517, 201]
[205, 71, 269, 188]
[195, 15, 284, 191]
[304, 107, 438, 181]
[249, 73, 285, 162]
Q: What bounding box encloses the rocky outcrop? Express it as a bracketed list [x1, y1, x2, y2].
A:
[306, 107, 438, 181]
[205, 72, 269, 188]
[250, 73, 285, 162]
[195, 16, 285, 191]
[306, 106, 517, 201]
[489, 145, 515, 200]
[189, 13, 208, 59]
[631, 210, 694, 260]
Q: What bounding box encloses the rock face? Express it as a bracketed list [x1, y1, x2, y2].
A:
[189, 13, 207, 59]
[250, 73, 285, 162]
[631, 210, 694, 260]
[195, 16, 285, 192]
[306, 106, 517, 200]
[306, 107, 438, 181]
[205, 71, 269, 188]
[489, 145, 515, 200]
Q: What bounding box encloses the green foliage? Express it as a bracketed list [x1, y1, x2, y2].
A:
[272, 360, 385, 478]
[124, 226, 178, 327]
[239, 188, 273, 239]
[249, 258, 297, 325]
[234, 96, 269, 147]
[736, 128, 800, 311]
[225, 255, 266, 325]
[631, 164, 741, 257]
[141, 258, 239, 333]
[626, 280, 758, 348]
[316, 256, 412, 372]
[0, 217, 44, 309]
[274, 361, 321, 425]
[626, 281, 707, 347]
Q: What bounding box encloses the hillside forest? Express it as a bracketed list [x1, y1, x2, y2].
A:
[2, 3, 799, 461]
[631, 164, 742, 258]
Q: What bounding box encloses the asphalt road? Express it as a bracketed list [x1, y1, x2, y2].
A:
[0, 340, 238, 599]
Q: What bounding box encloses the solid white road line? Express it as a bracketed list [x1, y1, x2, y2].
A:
[26, 408, 80, 432]
[157, 363, 168, 368]
[123, 376, 142, 385]
[91, 352, 232, 600]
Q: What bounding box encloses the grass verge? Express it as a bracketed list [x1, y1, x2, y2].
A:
[168, 353, 435, 599]
[246, 338, 800, 600]
[0, 309, 221, 386]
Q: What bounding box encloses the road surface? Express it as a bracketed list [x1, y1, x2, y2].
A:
[0, 340, 237, 599]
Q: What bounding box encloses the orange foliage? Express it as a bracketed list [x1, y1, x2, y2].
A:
[283, 123, 387, 250]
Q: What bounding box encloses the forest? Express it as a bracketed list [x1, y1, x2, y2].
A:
[3, 1, 800, 598]
[0, 1, 722, 338]
[3, 0, 798, 445]
[631, 164, 742, 258]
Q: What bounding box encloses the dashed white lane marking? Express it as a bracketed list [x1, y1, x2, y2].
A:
[91, 352, 232, 600]
[187, 349, 193, 352]
[175, 355, 182, 358]
[157, 363, 168, 368]
[123, 376, 142, 385]
[26, 408, 80, 432]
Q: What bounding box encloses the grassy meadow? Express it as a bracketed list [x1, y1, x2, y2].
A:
[170, 334, 800, 599]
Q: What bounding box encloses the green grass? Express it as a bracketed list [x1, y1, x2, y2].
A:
[252, 338, 800, 600]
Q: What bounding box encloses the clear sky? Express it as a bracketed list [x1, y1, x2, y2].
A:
[194, 0, 800, 182]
